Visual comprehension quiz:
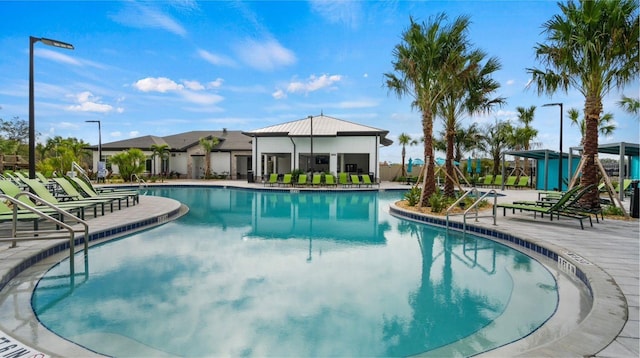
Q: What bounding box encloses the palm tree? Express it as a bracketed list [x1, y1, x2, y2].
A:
[527, 0, 639, 208]
[199, 136, 220, 178]
[568, 108, 616, 145]
[398, 133, 418, 177]
[386, 14, 473, 206]
[515, 106, 538, 176]
[478, 120, 513, 177]
[437, 45, 505, 197]
[150, 143, 170, 176]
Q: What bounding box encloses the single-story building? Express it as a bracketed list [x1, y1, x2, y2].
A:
[90, 129, 252, 179]
[242, 114, 393, 182]
[90, 115, 393, 181]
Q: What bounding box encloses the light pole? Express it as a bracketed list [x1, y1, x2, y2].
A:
[29, 36, 74, 179]
[85, 120, 102, 165]
[543, 102, 563, 191]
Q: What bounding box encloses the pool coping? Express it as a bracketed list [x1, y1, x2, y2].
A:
[0, 183, 633, 357]
[389, 203, 627, 357]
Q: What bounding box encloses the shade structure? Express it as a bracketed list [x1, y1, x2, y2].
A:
[467, 157, 472, 173]
[436, 157, 459, 166]
[412, 158, 424, 165]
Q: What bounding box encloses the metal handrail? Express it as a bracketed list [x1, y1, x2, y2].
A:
[462, 189, 498, 232]
[446, 188, 497, 233]
[446, 187, 479, 221]
[131, 173, 147, 187]
[0, 193, 89, 275]
[71, 161, 92, 184]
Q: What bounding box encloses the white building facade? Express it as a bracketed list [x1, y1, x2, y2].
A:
[243, 115, 393, 182]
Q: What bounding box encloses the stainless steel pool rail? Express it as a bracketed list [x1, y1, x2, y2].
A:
[0, 193, 89, 275]
[131, 173, 147, 187]
[446, 188, 497, 232]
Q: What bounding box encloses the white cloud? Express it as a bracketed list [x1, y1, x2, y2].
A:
[234, 39, 296, 71]
[208, 78, 224, 89]
[197, 49, 236, 67]
[506, 79, 515, 86]
[66, 91, 116, 113]
[310, 0, 361, 28]
[286, 74, 343, 94]
[37, 49, 81, 66]
[363, 73, 368, 78]
[111, 131, 122, 137]
[180, 91, 224, 105]
[129, 131, 139, 137]
[272, 89, 286, 100]
[110, 3, 187, 37]
[134, 77, 184, 93]
[183, 80, 205, 91]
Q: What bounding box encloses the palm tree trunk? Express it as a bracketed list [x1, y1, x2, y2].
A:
[579, 95, 602, 208]
[420, 110, 437, 207]
[401, 146, 407, 177]
[444, 130, 455, 197]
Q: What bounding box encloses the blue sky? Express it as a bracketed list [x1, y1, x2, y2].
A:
[0, 0, 638, 163]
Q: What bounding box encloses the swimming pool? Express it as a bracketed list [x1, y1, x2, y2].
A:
[32, 187, 558, 357]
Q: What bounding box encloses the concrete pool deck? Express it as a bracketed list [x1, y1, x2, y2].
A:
[0, 180, 637, 357]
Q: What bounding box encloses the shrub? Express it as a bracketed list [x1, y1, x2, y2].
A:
[404, 186, 421, 206]
[603, 205, 625, 216]
[428, 189, 447, 213]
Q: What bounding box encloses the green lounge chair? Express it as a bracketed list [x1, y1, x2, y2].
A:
[497, 185, 592, 229]
[362, 174, 376, 187]
[350, 175, 362, 187]
[70, 177, 138, 207]
[561, 184, 604, 223]
[338, 173, 350, 187]
[296, 174, 308, 187]
[0, 179, 85, 219]
[324, 174, 337, 187]
[280, 174, 292, 187]
[311, 174, 322, 186]
[52, 177, 120, 211]
[515, 176, 529, 189]
[504, 176, 517, 188]
[21, 179, 105, 218]
[478, 175, 494, 188]
[265, 173, 278, 186]
[492, 175, 503, 188]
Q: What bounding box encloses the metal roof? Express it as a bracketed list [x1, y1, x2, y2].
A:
[98, 130, 251, 152]
[243, 114, 393, 146]
[503, 149, 569, 160]
[570, 142, 639, 157]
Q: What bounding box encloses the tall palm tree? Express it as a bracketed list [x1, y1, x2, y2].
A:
[199, 136, 220, 178]
[398, 133, 418, 177]
[150, 143, 170, 176]
[568, 108, 616, 145]
[515, 106, 538, 176]
[386, 14, 473, 206]
[527, 0, 639, 208]
[437, 45, 505, 197]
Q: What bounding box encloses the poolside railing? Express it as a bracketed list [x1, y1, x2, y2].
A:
[446, 188, 497, 233]
[0, 193, 89, 275]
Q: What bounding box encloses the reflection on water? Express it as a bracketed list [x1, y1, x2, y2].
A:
[32, 188, 557, 357]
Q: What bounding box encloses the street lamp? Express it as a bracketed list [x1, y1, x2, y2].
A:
[29, 36, 74, 179]
[543, 102, 563, 191]
[85, 120, 102, 164]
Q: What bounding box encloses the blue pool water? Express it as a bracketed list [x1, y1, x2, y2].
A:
[32, 188, 557, 357]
